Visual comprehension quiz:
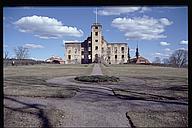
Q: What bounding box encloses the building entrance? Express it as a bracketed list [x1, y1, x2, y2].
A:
[94, 54, 100, 63]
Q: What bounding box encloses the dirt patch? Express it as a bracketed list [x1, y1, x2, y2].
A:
[127, 111, 188, 127]
[4, 97, 66, 128]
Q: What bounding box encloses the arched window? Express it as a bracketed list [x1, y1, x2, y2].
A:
[95, 46, 98, 50]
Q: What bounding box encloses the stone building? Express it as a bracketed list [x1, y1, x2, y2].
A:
[65, 23, 128, 64]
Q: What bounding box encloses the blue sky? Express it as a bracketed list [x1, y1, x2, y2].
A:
[3, 7, 188, 62]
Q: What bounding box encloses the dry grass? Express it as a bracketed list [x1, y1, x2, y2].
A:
[101, 64, 188, 78]
[101, 64, 188, 102]
[4, 64, 93, 78]
[4, 64, 93, 98]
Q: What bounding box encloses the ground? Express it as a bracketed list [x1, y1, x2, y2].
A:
[4, 64, 188, 127]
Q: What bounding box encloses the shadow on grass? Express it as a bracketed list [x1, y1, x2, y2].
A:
[72, 86, 188, 106]
[165, 85, 188, 91]
[113, 89, 188, 106]
[73, 87, 119, 102]
[4, 96, 52, 128]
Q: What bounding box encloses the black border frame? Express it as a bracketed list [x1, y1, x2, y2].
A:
[1, 0, 191, 128]
[2, 0, 189, 6]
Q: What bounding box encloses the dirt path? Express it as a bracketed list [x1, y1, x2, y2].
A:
[4, 93, 187, 127]
[91, 64, 103, 75]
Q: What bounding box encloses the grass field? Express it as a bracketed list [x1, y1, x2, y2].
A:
[4, 64, 93, 78]
[101, 64, 188, 78]
[4, 64, 93, 98]
[101, 64, 188, 102]
[4, 63, 188, 99]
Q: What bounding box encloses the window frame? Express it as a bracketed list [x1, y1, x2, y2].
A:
[68, 55, 71, 60]
[95, 46, 98, 50]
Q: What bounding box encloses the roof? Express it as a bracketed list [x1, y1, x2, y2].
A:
[65, 42, 82, 44]
[108, 42, 127, 45]
[130, 56, 150, 64]
[46, 56, 64, 62]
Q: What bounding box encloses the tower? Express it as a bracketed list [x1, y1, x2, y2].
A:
[91, 8, 102, 63]
[91, 23, 102, 63]
[136, 43, 139, 59]
[128, 47, 130, 63]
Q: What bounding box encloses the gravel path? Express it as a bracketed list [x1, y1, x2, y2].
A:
[91, 64, 103, 75]
[4, 94, 187, 127]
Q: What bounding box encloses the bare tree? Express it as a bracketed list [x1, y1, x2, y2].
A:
[169, 49, 188, 68]
[14, 46, 29, 59]
[14, 46, 30, 65]
[153, 57, 161, 64]
[4, 50, 9, 66]
[162, 58, 170, 64]
[4, 50, 9, 59]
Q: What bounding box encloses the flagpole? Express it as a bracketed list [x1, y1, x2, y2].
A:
[96, 7, 97, 23]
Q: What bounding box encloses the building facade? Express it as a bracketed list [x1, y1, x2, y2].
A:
[65, 23, 128, 64]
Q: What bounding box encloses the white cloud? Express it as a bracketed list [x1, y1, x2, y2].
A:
[160, 41, 171, 46]
[30, 57, 37, 60]
[154, 52, 170, 57]
[130, 48, 135, 52]
[14, 15, 84, 39]
[112, 16, 172, 40]
[4, 45, 8, 48]
[177, 47, 188, 51]
[159, 18, 173, 26]
[97, 7, 150, 16]
[164, 48, 171, 51]
[63, 40, 82, 45]
[30, 57, 45, 61]
[3, 17, 5, 20]
[155, 52, 162, 55]
[23, 43, 44, 49]
[64, 40, 82, 43]
[163, 54, 170, 57]
[179, 40, 188, 45]
[139, 7, 151, 13]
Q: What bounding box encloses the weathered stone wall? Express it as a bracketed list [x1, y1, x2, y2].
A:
[81, 37, 92, 64]
[65, 43, 81, 64]
[100, 38, 108, 62]
[106, 43, 128, 64]
[91, 23, 103, 62]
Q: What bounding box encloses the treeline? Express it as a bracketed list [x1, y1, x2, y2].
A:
[152, 49, 188, 68]
[124, 63, 187, 68]
[3, 59, 46, 66]
[147, 63, 187, 68]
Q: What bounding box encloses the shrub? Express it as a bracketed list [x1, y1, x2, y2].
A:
[74, 75, 120, 82]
